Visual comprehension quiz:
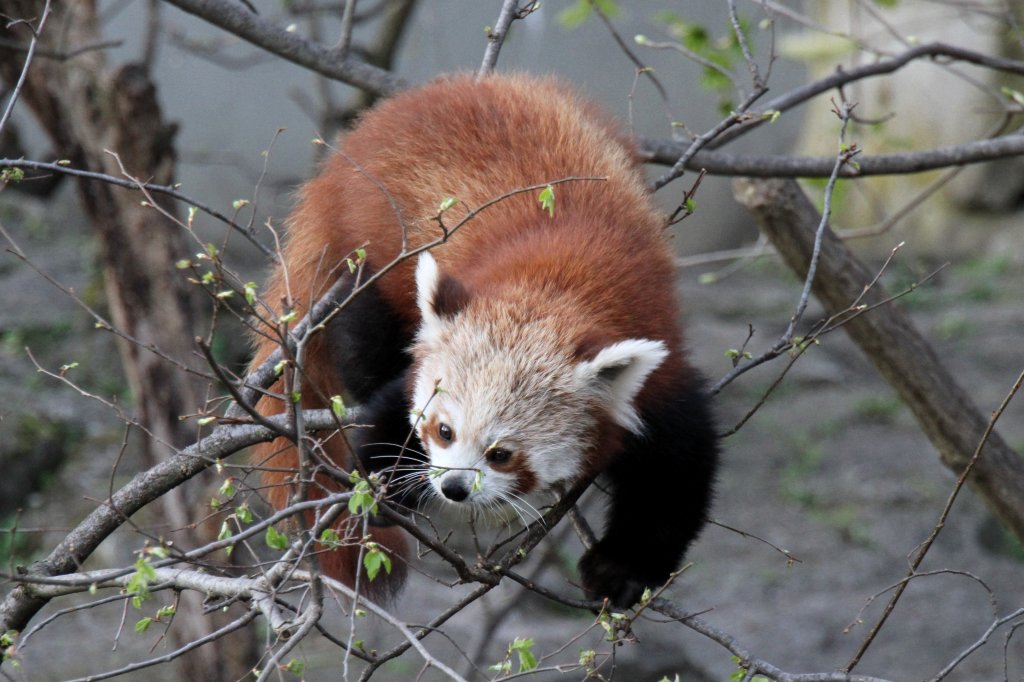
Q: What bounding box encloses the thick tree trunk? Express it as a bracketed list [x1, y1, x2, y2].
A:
[0, 1, 255, 676]
[733, 177, 1024, 542]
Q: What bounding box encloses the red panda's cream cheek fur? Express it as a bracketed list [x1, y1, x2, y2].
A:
[248, 73, 719, 608]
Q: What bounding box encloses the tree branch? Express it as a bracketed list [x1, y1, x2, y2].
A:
[640, 132, 1024, 178]
[708, 41, 1024, 148]
[0, 408, 349, 636]
[160, 0, 405, 95]
[733, 177, 1024, 544]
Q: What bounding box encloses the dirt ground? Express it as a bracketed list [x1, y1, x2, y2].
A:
[1, 191, 1022, 681]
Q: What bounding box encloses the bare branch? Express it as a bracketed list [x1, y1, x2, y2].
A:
[0, 0, 50, 136]
[640, 131, 1024, 178]
[708, 40, 1024, 148]
[161, 0, 405, 95]
[711, 100, 859, 393]
[929, 607, 1024, 682]
[651, 599, 894, 682]
[477, 0, 537, 79]
[0, 157, 273, 256]
[845, 367, 1024, 672]
[733, 177, 1024, 544]
[0, 408, 349, 635]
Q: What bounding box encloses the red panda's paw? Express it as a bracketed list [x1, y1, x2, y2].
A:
[578, 544, 649, 609]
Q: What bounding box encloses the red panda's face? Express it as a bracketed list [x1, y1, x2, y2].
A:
[407, 253, 669, 513]
[410, 309, 598, 509]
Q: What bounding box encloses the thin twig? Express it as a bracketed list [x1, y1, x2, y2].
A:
[650, 85, 768, 191]
[0, 0, 51, 137]
[711, 100, 859, 395]
[845, 366, 1024, 672]
[477, 0, 536, 79]
[0, 157, 272, 256]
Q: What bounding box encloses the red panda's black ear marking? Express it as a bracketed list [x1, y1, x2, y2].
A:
[432, 273, 470, 319]
[415, 252, 470, 342]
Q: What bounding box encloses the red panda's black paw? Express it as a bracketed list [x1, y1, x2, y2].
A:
[578, 545, 649, 609]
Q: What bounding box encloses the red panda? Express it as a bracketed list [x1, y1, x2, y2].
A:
[249, 73, 718, 608]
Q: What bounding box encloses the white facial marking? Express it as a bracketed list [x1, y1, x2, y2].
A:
[410, 304, 600, 509]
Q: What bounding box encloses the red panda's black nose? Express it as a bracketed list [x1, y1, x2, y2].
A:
[440, 477, 470, 502]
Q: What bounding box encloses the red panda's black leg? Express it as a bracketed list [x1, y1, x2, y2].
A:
[348, 373, 428, 518]
[321, 275, 426, 517]
[578, 376, 719, 608]
[323, 273, 411, 404]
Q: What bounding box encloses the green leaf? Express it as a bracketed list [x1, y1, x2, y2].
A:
[127, 557, 156, 607]
[218, 477, 236, 498]
[348, 485, 378, 516]
[489, 660, 512, 675]
[330, 394, 347, 418]
[232, 198, 250, 210]
[510, 637, 537, 672]
[363, 545, 392, 581]
[1001, 86, 1024, 107]
[538, 185, 555, 217]
[284, 659, 304, 675]
[265, 525, 289, 551]
[319, 528, 341, 549]
[243, 282, 258, 305]
[0, 168, 25, 183]
[557, 0, 618, 28]
[134, 557, 157, 583]
[134, 617, 153, 633]
[147, 546, 170, 560]
[235, 503, 253, 524]
[438, 196, 459, 212]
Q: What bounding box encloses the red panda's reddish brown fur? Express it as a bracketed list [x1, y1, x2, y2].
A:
[249, 73, 717, 605]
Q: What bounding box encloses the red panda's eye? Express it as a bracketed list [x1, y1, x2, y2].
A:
[438, 422, 453, 442]
[487, 447, 513, 465]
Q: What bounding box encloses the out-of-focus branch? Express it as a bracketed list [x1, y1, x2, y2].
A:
[160, 0, 405, 95]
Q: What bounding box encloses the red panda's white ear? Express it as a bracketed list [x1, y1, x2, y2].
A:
[415, 252, 469, 344]
[574, 338, 668, 434]
[415, 252, 443, 342]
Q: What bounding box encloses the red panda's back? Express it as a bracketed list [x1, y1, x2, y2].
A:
[283, 73, 671, 327]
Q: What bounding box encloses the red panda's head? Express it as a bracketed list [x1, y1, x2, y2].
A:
[407, 252, 668, 510]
